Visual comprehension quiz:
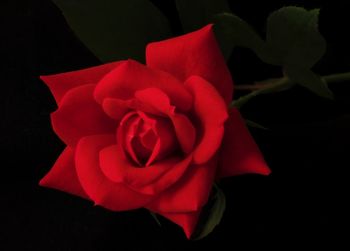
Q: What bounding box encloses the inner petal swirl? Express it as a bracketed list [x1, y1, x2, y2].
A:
[117, 111, 178, 167]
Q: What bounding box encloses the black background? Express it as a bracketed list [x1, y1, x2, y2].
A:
[1, 0, 350, 250]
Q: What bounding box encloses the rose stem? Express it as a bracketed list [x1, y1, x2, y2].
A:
[231, 71, 350, 109]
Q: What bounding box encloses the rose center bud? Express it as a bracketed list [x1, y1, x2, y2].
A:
[117, 111, 178, 167]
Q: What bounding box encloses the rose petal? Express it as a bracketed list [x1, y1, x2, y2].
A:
[41, 61, 122, 104]
[39, 147, 89, 200]
[184, 76, 228, 164]
[146, 157, 217, 213]
[134, 87, 174, 116]
[139, 125, 157, 150]
[218, 108, 271, 177]
[135, 88, 196, 154]
[101, 98, 130, 120]
[51, 84, 116, 146]
[75, 134, 152, 210]
[146, 116, 177, 166]
[146, 24, 233, 105]
[121, 114, 144, 166]
[99, 144, 192, 195]
[135, 112, 161, 166]
[169, 113, 196, 154]
[159, 211, 201, 239]
[103, 96, 162, 119]
[94, 60, 192, 112]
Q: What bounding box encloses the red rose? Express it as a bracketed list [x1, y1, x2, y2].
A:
[39, 25, 270, 238]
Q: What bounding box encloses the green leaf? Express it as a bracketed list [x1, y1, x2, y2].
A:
[245, 119, 268, 130]
[175, 0, 230, 32]
[54, 0, 171, 62]
[176, 0, 232, 59]
[214, 13, 265, 57]
[286, 66, 333, 99]
[191, 184, 226, 240]
[264, 6, 326, 68]
[214, 6, 330, 104]
[231, 78, 294, 109]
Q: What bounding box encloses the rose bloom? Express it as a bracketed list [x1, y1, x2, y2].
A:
[39, 25, 270, 238]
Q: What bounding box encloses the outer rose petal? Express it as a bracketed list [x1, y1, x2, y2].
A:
[146, 24, 233, 105]
[51, 84, 116, 146]
[146, 157, 217, 213]
[41, 61, 121, 104]
[160, 211, 201, 239]
[184, 76, 228, 164]
[39, 147, 89, 200]
[94, 60, 193, 112]
[75, 134, 152, 211]
[218, 108, 271, 177]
